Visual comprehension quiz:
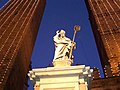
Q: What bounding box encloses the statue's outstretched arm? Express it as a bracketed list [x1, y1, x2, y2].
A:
[53, 30, 59, 42]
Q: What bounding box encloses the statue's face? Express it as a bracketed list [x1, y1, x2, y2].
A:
[60, 33, 65, 37]
[60, 30, 65, 38]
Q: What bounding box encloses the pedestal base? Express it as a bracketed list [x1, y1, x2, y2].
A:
[28, 65, 93, 90]
[52, 59, 73, 67]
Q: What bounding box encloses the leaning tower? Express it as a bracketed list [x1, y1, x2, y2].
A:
[0, 0, 46, 89]
[85, 0, 120, 77]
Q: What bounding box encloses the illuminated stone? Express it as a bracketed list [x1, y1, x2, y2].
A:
[28, 65, 93, 90]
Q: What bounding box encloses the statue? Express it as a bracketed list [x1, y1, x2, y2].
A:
[53, 30, 76, 61]
[52, 25, 80, 67]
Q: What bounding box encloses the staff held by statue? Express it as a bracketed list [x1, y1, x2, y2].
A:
[69, 25, 80, 59]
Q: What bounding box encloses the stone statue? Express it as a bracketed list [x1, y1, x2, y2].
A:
[53, 30, 76, 61]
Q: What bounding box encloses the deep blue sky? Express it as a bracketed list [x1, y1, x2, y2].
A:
[1, 0, 103, 90]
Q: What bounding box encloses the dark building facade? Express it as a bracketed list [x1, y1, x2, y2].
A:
[0, 0, 46, 90]
[85, 0, 120, 77]
[92, 76, 120, 90]
[85, 0, 120, 90]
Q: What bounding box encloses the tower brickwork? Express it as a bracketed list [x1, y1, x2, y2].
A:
[85, 0, 120, 90]
[93, 67, 101, 79]
[0, 0, 46, 89]
[85, 0, 120, 77]
[91, 76, 120, 90]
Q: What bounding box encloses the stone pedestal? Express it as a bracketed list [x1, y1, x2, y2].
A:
[52, 59, 73, 67]
[28, 65, 93, 90]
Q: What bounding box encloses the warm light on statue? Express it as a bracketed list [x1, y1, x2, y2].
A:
[53, 30, 75, 61]
[52, 25, 80, 67]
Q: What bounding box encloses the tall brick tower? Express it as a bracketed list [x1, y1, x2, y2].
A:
[0, 0, 46, 90]
[85, 0, 120, 77]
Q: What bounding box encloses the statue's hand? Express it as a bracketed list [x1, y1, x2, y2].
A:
[71, 41, 76, 46]
[71, 41, 76, 49]
[54, 30, 60, 40]
[56, 30, 59, 34]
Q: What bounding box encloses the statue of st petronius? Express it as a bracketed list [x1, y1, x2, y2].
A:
[53, 30, 76, 61]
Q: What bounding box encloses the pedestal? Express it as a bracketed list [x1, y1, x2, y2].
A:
[28, 65, 93, 90]
[52, 59, 73, 67]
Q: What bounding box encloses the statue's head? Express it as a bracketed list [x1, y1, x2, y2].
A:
[60, 30, 65, 34]
[60, 30, 65, 37]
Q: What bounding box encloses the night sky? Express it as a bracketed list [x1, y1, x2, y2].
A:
[0, 0, 103, 90]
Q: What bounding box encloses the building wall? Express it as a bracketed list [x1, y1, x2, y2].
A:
[0, 0, 46, 89]
[85, 0, 120, 89]
[92, 77, 120, 90]
[85, 0, 120, 77]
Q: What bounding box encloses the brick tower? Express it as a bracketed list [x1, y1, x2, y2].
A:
[85, 0, 120, 89]
[0, 0, 46, 90]
[85, 0, 120, 77]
